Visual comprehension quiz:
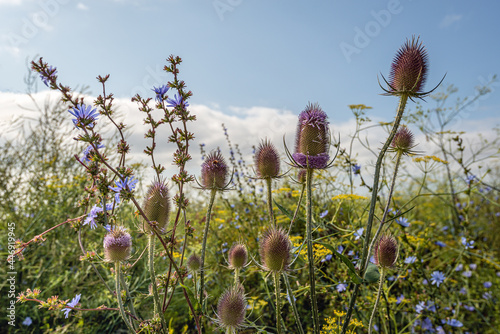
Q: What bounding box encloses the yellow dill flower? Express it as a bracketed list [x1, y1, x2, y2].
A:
[331, 194, 368, 201]
[214, 218, 225, 224]
[172, 252, 181, 259]
[334, 310, 346, 317]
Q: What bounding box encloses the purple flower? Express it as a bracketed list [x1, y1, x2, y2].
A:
[435, 241, 447, 247]
[352, 163, 361, 174]
[466, 174, 477, 185]
[446, 319, 463, 327]
[469, 263, 477, 270]
[319, 210, 329, 218]
[82, 144, 105, 163]
[430, 271, 445, 287]
[463, 305, 475, 311]
[84, 205, 103, 229]
[459, 287, 467, 295]
[415, 301, 426, 313]
[166, 93, 189, 108]
[484, 281, 492, 288]
[61, 294, 81, 318]
[462, 271, 472, 278]
[396, 294, 405, 305]
[436, 326, 445, 334]
[152, 85, 169, 102]
[455, 263, 463, 271]
[22, 316, 32, 326]
[421, 317, 433, 331]
[201, 151, 229, 190]
[109, 176, 138, 203]
[40, 66, 57, 86]
[483, 292, 492, 300]
[68, 104, 99, 129]
[354, 228, 364, 240]
[336, 282, 347, 292]
[404, 256, 417, 264]
[396, 217, 410, 227]
[321, 254, 333, 263]
[461, 237, 474, 249]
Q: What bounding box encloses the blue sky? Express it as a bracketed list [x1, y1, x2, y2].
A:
[1, 0, 499, 125]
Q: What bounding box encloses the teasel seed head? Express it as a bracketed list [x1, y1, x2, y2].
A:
[254, 139, 280, 179]
[187, 254, 202, 273]
[201, 151, 228, 190]
[374, 235, 399, 269]
[390, 126, 417, 156]
[142, 180, 170, 234]
[103, 227, 132, 262]
[388, 36, 428, 96]
[216, 285, 247, 331]
[259, 226, 292, 273]
[293, 103, 330, 169]
[228, 243, 248, 270]
[297, 169, 307, 184]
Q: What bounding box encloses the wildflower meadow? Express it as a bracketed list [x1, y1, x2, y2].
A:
[2, 36, 500, 334]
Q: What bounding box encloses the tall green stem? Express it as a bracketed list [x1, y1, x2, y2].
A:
[148, 235, 168, 333]
[115, 261, 136, 333]
[283, 273, 305, 334]
[266, 178, 275, 227]
[365, 152, 402, 270]
[199, 188, 217, 308]
[306, 168, 319, 333]
[368, 268, 385, 334]
[288, 183, 306, 234]
[274, 272, 282, 334]
[341, 94, 408, 334]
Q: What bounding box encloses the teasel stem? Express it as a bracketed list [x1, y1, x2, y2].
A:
[120, 274, 138, 330]
[148, 235, 168, 333]
[368, 267, 385, 334]
[341, 94, 408, 334]
[115, 262, 137, 334]
[283, 273, 305, 334]
[365, 151, 403, 270]
[266, 177, 275, 227]
[234, 268, 240, 287]
[199, 188, 217, 308]
[274, 272, 282, 334]
[288, 183, 306, 234]
[306, 168, 320, 334]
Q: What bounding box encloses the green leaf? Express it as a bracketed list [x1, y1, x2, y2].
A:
[318, 242, 363, 284]
[364, 263, 380, 284]
[179, 283, 201, 313]
[274, 200, 305, 225]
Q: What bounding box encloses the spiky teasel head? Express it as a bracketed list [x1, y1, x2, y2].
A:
[201, 151, 229, 190]
[254, 139, 280, 179]
[292, 103, 330, 169]
[390, 126, 417, 156]
[228, 243, 248, 270]
[216, 285, 247, 331]
[103, 227, 132, 262]
[374, 235, 399, 269]
[142, 180, 170, 234]
[187, 254, 202, 273]
[259, 227, 292, 273]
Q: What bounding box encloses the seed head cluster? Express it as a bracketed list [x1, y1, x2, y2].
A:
[142, 180, 170, 234]
[374, 235, 399, 269]
[103, 227, 132, 262]
[201, 151, 229, 190]
[228, 243, 248, 270]
[259, 227, 292, 273]
[389, 36, 428, 95]
[216, 285, 247, 331]
[254, 139, 280, 179]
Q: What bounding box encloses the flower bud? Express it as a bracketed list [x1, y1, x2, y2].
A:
[228, 243, 248, 270]
[201, 151, 228, 190]
[259, 227, 292, 273]
[389, 36, 428, 95]
[391, 126, 416, 156]
[293, 103, 330, 169]
[217, 285, 246, 331]
[297, 169, 307, 184]
[254, 139, 280, 179]
[103, 227, 132, 262]
[142, 180, 170, 234]
[187, 254, 202, 273]
[374, 235, 398, 269]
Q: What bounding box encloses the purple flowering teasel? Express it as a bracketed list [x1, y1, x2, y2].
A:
[291, 103, 331, 169]
[103, 227, 132, 262]
[200, 151, 230, 190]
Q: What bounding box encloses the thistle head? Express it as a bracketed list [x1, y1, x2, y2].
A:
[216, 285, 247, 331]
[293, 103, 330, 169]
[388, 36, 428, 97]
[390, 126, 417, 156]
[142, 180, 170, 234]
[187, 254, 202, 273]
[228, 243, 248, 270]
[103, 227, 132, 262]
[374, 235, 398, 269]
[259, 227, 292, 273]
[254, 139, 280, 179]
[201, 151, 228, 190]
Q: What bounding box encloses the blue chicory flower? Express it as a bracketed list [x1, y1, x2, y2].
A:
[396, 217, 410, 227]
[152, 85, 169, 102]
[68, 104, 99, 129]
[430, 271, 445, 287]
[404, 256, 417, 264]
[61, 294, 81, 318]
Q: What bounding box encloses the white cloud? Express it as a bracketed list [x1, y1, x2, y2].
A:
[440, 14, 463, 28]
[0, 0, 23, 5]
[77, 2, 88, 10]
